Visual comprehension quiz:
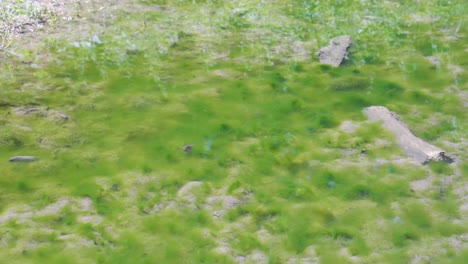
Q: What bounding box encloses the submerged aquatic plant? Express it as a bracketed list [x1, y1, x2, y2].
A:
[0, 0, 466, 263]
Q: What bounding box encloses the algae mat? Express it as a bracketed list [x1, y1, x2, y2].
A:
[1, 0, 467, 263]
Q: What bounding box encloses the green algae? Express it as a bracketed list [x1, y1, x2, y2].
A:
[0, 0, 467, 263]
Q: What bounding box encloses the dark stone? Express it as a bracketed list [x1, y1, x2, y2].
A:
[111, 184, 119, 191]
[182, 144, 193, 154]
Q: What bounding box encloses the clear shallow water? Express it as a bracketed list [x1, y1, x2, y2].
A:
[0, 0, 467, 263]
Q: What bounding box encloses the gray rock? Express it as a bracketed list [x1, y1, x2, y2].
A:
[57, 112, 69, 120]
[177, 181, 202, 204]
[12, 106, 70, 122]
[363, 106, 452, 164]
[182, 144, 193, 154]
[205, 195, 242, 218]
[89, 34, 103, 45]
[338, 120, 359, 133]
[9, 156, 37, 162]
[13, 107, 39, 115]
[425, 56, 440, 67]
[316, 35, 351, 67]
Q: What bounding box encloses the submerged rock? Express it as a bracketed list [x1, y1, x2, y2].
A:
[363, 106, 452, 164]
[13, 107, 39, 115]
[205, 195, 242, 218]
[316, 35, 351, 67]
[339, 120, 359, 133]
[177, 181, 202, 204]
[425, 56, 440, 67]
[182, 144, 193, 154]
[12, 106, 70, 123]
[9, 156, 37, 162]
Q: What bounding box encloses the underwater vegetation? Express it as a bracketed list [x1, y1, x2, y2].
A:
[0, 0, 467, 263]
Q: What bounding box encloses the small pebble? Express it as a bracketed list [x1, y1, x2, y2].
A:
[182, 144, 193, 154]
[111, 184, 119, 191]
[9, 156, 37, 162]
